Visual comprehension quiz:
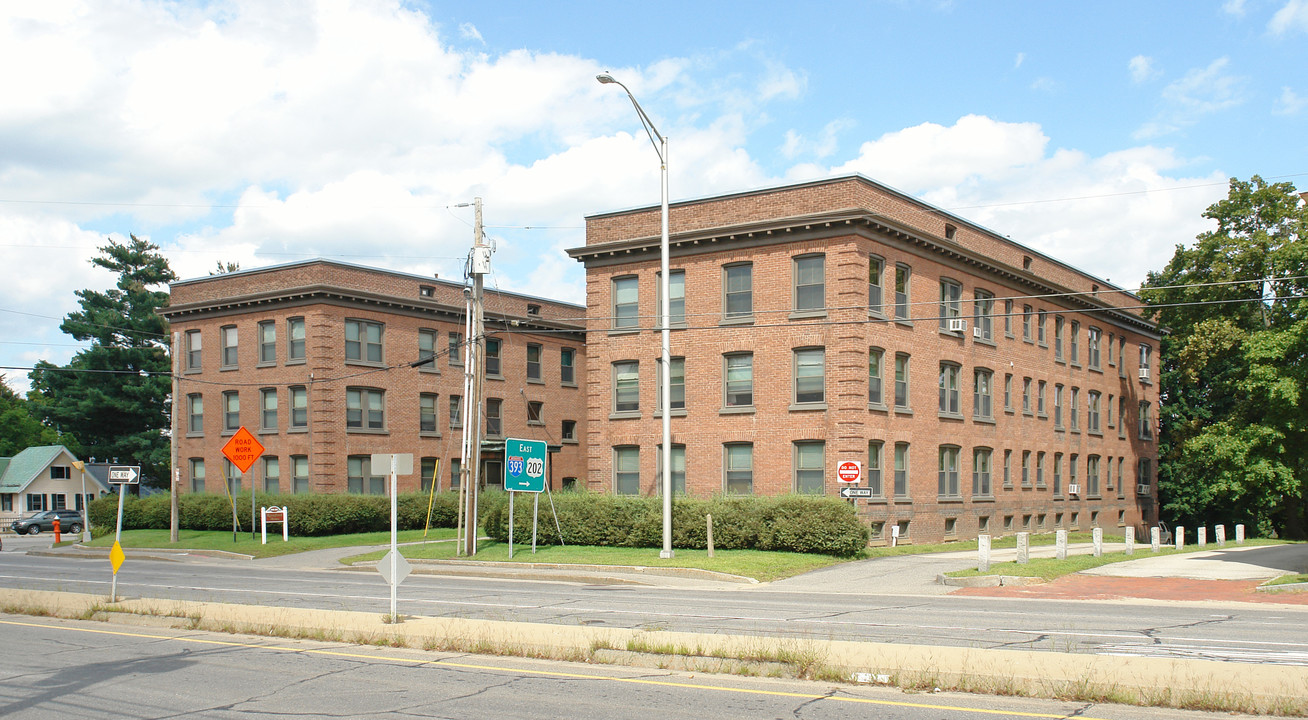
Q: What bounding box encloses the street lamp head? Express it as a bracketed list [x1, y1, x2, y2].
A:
[596, 73, 617, 84]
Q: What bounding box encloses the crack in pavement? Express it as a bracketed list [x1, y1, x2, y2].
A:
[791, 687, 838, 718]
[1140, 614, 1234, 644]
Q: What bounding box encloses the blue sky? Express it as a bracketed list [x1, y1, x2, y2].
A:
[1, 0, 1305, 393]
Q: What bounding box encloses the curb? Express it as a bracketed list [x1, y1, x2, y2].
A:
[936, 573, 1045, 587]
[28, 546, 256, 561]
[1257, 581, 1308, 594]
[344, 558, 757, 585]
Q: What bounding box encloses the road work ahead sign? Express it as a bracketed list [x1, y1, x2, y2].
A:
[504, 438, 546, 492]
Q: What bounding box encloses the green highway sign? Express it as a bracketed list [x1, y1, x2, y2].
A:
[504, 437, 547, 493]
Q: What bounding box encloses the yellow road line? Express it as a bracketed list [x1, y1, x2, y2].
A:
[2, 617, 1110, 719]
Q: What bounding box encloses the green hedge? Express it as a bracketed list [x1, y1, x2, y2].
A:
[88, 490, 470, 536]
[483, 493, 869, 556]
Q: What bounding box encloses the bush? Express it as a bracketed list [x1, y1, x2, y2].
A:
[483, 492, 869, 556]
[87, 490, 470, 536]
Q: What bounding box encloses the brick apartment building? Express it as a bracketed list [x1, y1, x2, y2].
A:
[161, 260, 587, 495]
[568, 175, 1161, 544]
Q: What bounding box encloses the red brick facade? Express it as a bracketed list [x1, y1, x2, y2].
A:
[162, 261, 587, 495]
[569, 175, 1161, 544]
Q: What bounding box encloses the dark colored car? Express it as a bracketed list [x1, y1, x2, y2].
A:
[11, 509, 84, 535]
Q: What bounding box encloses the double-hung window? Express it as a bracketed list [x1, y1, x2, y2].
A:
[614, 446, 640, 494]
[1088, 328, 1102, 369]
[1088, 391, 1102, 433]
[560, 348, 576, 385]
[658, 270, 685, 325]
[794, 441, 825, 494]
[223, 391, 239, 431]
[526, 343, 542, 382]
[973, 369, 992, 419]
[972, 448, 992, 496]
[724, 264, 753, 320]
[938, 446, 960, 497]
[793, 255, 825, 313]
[939, 363, 961, 416]
[345, 320, 383, 364]
[221, 326, 238, 368]
[868, 256, 884, 316]
[725, 444, 753, 494]
[258, 321, 276, 364]
[894, 354, 910, 409]
[794, 348, 825, 405]
[724, 353, 753, 408]
[185, 330, 202, 371]
[893, 443, 910, 497]
[289, 386, 308, 428]
[974, 291, 993, 341]
[612, 276, 639, 330]
[894, 265, 911, 321]
[939, 280, 962, 332]
[868, 348, 884, 407]
[346, 388, 385, 430]
[613, 361, 639, 414]
[287, 318, 305, 362]
[420, 393, 439, 433]
[260, 388, 277, 430]
[418, 329, 439, 372]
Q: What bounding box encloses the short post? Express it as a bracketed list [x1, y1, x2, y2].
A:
[1092, 527, 1103, 557]
[1216, 525, 1226, 546]
[1236, 524, 1245, 544]
[1016, 532, 1029, 564]
[1150, 526, 1160, 553]
[1124, 525, 1135, 555]
[1055, 529, 1067, 560]
[1198, 526, 1207, 547]
[978, 534, 991, 572]
[1175, 525, 1185, 550]
[706, 513, 715, 558]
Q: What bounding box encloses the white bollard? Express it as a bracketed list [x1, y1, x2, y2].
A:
[1016, 532, 1030, 564]
[978, 534, 991, 572]
[1125, 526, 1135, 555]
[1175, 526, 1185, 550]
[1216, 525, 1226, 547]
[1150, 526, 1160, 552]
[1092, 527, 1103, 557]
[1055, 529, 1068, 560]
[1236, 524, 1245, 544]
[1198, 526, 1207, 547]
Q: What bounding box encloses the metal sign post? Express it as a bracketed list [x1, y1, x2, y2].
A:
[221, 428, 265, 544]
[105, 465, 139, 603]
[372, 453, 413, 623]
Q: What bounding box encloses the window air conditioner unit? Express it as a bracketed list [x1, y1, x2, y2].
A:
[1136, 483, 1151, 496]
[1139, 368, 1150, 381]
[949, 318, 966, 332]
[972, 326, 983, 338]
[1067, 483, 1080, 496]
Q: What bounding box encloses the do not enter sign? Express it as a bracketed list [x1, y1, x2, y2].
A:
[837, 460, 862, 483]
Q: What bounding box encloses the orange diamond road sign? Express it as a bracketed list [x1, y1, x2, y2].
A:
[221, 426, 265, 474]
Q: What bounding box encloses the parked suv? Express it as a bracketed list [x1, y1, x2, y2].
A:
[11, 509, 84, 535]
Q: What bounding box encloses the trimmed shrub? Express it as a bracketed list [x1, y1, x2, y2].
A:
[484, 492, 868, 556]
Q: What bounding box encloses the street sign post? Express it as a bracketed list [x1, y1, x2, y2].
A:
[504, 438, 547, 559]
[836, 460, 862, 484]
[839, 486, 874, 499]
[372, 453, 413, 622]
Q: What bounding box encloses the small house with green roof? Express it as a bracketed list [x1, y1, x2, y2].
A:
[0, 446, 110, 522]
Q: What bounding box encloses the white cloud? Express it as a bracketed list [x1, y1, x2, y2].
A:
[1014, 52, 1025, 69]
[459, 22, 484, 43]
[1274, 86, 1308, 114]
[779, 119, 854, 160]
[1223, 0, 1247, 15]
[817, 116, 1222, 290]
[1134, 57, 1246, 138]
[1269, 0, 1308, 34]
[1030, 76, 1058, 93]
[1129, 55, 1161, 84]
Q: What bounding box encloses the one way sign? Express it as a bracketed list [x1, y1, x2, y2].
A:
[838, 486, 873, 499]
[108, 466, 140, 485]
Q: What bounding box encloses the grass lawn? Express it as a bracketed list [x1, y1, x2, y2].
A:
[72, 528, 459, 559]
[864, 531, 1117, 558]
[1264, 573, 1308, 587]
[342, 541, 857, 582]
[948, 538, 1291, 582]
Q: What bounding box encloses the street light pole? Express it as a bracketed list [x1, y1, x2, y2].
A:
[597, 72, 673, 559]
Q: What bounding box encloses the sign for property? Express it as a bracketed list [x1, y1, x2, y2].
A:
[504, 437, 546, 493]
[221, 427, 265, 474]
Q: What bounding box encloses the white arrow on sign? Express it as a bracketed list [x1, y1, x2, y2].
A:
[378, 549, 411, 586]
[838, 486, 874, 499]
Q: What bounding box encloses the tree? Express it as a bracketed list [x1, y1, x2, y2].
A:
[1141, 176, 1308, 538]
[28, 235, 177, 487]
[0, 376, 63, 456]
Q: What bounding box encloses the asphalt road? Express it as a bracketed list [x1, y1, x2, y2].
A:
[1, 550, 1305, 666]
[0, 614, 1251, 720]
